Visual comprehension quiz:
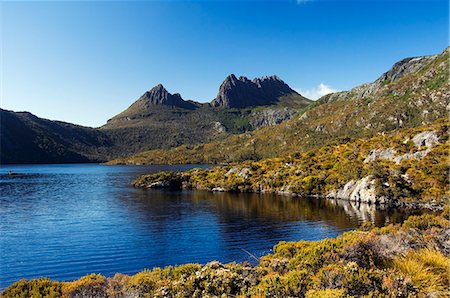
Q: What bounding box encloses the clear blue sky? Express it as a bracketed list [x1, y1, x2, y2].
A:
[2, 0, 448, 127]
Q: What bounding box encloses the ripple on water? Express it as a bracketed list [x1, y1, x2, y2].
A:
[0, 164, 423, 289]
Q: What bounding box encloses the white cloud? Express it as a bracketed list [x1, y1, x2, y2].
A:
[296, 83, 338, 100]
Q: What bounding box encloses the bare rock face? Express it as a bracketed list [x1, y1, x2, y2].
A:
[137, 84, 197, 109]
[364, 148, 397, 163]
[412, 130, 439, 148]
[211, 74, 298, 108]
[249, 107, 296, 128]
[363, 130, 440, 164]
[377, 56, 434, 83]
[327, 176, 384, 205]
[213, 121, 227, 133]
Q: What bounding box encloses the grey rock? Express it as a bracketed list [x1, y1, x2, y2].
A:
[211, 74, 299, 108]
[327, 176, 385, 204]
[213, 121, 227, 133]
[212, 187, 226, 192]
[364, 148, 397, 163]
[225, 167, 251, 179]
[147, 181, 169, 189]
[249, 107, 296, 128]
[412, 130, 439, 148]
[364, 130, 439, 164]
[137, 84, 197, 109]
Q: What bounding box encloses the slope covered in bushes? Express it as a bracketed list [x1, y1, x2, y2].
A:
[133, 119, 449, 209]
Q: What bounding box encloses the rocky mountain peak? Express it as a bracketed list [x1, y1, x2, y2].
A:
[140, 84, 174, 104]
[377, 55, 436, 84]
[211, 74, 299, 108]
[137, 84, 195, 109]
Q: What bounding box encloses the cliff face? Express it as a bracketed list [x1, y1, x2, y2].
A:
[211, 74, 301, 108]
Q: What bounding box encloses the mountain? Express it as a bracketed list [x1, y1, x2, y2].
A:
[3, 47, 447, 165]
[98, 75, 309, 158]
[211, 74, 301, 108]
[0, 109, 111, 164]
[107, 84, 199, 125]
[1, 75, 310, 164]
[110, 47, 449, 165]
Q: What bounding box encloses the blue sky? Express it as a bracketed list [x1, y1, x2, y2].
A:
[2, 0, 448, 127]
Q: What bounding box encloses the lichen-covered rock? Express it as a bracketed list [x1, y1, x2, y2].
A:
[412, 130, 439, 148]
[364, 148, 397, 163]
[327, 176, 384, 205]
[249, 107, 296, 128]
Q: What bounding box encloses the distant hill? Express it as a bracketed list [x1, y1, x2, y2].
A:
[110, 47, 449, 165]
[1, 75, 310, 164]
[0, 110, 111, 164]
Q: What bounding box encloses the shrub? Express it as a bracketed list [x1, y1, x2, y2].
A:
[393, 250, 449, 297]
[61, 274, 107, 298]
[305, 287, 346, 297]
[402, 214, 449, 231]
[1, 278, 62, 298]
[126, 270, 158, 297]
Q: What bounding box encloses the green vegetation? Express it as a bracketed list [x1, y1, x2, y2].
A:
[133, 119, 449, 208]
[3, 212, 449, 297]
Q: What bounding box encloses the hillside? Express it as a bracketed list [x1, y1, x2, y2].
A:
[0, 109, 112, 164]
[133, 119, 449, 209]
[110, 47, 449, 165]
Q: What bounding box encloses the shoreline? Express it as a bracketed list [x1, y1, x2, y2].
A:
[133, 172, 445, 212]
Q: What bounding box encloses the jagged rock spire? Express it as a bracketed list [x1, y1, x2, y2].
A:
[211, 74, 298, 108]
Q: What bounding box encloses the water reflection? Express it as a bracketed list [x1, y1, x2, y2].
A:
[0, 164, 425, 289]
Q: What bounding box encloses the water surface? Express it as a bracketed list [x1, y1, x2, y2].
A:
[0, 164, 421, 289]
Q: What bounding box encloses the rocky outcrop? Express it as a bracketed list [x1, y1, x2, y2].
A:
[327, 176, 385, 205]
[412, 130, 439, 148]
[213, 121, 227, 133]
[249, 107, 297, 128]
[364, 130, 440, 164]
[364, 149, 397, 163]
[211, 74, 300, 108]
[135, 84, 198, 110]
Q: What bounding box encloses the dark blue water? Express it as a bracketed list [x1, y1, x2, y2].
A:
[0, 164, 419, 289]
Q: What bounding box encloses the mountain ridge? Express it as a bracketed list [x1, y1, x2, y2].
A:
[1, 74, 310, 164]
[1, 48, 448, 164]
[109, 47, 449, 165]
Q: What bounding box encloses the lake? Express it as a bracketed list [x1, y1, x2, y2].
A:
[0, 164, 421, 289]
